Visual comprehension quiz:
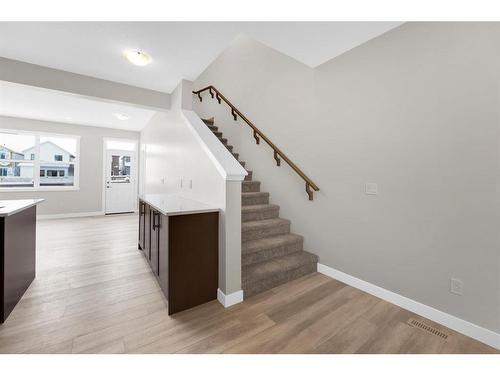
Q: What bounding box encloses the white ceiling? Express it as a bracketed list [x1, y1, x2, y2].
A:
[0, 81, 157, 131]
[0, 22, 402, 93]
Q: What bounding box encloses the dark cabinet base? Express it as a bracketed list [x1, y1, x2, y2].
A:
[1, 206, 37, 323]
[138, 200, 218, 315]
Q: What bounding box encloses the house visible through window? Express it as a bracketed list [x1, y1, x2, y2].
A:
[0, 130, 79, 190]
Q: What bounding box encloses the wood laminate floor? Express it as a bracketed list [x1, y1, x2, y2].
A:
[0, 214, 497, 354]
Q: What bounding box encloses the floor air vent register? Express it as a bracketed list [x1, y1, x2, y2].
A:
[407, 318, 449, 340]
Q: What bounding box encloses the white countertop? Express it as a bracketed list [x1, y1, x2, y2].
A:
[138, 194, 219, 216]
[0, 199, 45, 217]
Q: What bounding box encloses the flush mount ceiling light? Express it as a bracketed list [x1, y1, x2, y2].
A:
[114, 113, 130, 121]
[124, 49, 152, 66]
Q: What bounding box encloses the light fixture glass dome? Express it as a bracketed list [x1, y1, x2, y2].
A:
[124, 49, 152, 66]
[114, 113, 130, 121]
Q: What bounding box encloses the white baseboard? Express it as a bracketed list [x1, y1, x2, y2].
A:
[217, 288, 244, 308]
[37, 211, 105, 220]
[317, 263, 500, 350]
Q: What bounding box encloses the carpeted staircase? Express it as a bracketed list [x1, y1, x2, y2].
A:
[202, 118, 318, 298]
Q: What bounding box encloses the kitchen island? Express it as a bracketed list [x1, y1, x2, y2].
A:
[138, 194, 219, 315]
[0, 199, 44, 323]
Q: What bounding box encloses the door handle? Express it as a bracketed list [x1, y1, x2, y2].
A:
[153, 211, 160, 230]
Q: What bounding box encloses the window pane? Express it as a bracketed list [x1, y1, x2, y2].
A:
[110, 154, 131, 183]
[0, 132, 35, 161]
[106, 140, 135, 151]
[0, 161, 34, 187]
[39, 136, 77, 162]
[40, 163, 74, 187]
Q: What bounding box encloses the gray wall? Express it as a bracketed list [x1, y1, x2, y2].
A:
[0, 115, 140, 215]
[194, 23, 500, 333]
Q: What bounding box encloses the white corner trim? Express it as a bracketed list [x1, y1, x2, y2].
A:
[317, 263, 500, 350]
[37, 211, 105, 220]
[217, 288, 244, 308]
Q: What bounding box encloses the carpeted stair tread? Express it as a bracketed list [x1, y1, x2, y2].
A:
[241, 218, 290, 242]
[242, 180, 261, 192]
[242, 233, 304, 266]
[242, 252, 318, 297]
[242, 233, 303, 255]
[241, 203, 279, 222]
[241, 191, 268, 205]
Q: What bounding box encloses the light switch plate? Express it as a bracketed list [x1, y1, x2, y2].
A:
[365, 182, 378, 195]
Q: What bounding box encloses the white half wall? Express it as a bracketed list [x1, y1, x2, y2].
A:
[140, 83, 246, 295]
[0, 115, 139, 216]
[193, 23, 500, 335]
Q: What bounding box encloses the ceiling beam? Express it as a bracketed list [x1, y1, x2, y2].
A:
[0, 57, 170, 110]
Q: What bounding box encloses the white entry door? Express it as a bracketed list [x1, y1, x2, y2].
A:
[105, 150, 136, 214]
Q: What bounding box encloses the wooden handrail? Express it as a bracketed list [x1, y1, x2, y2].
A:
[193, 85, 319, 200]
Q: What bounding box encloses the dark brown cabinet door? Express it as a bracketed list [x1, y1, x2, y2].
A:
[168, 212, 218, 315]
[150, 210, 159, 276]
[144, 204, 151, 261]
[138, 201, 145, 250]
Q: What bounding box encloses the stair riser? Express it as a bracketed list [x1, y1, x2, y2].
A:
[213, 131, 222, 137]
[244, 173, 252, 181]
[241, 193, 268, 206]
[242, 182, 261, 193]
[242, 239, 304, 266]
[243, 262, 317, 298]
[242, 221, 290, 242]
[242, 206, 279, 222]
[208, 125, 218, 131]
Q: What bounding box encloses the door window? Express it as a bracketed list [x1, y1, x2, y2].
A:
[110, 154, 131, 183]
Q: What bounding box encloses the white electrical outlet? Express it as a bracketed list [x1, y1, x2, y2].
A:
[450, 278, 464, 295]
[365, 182, 378, 195]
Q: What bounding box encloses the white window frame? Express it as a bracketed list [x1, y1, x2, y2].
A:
[0, 128, 80, 192]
